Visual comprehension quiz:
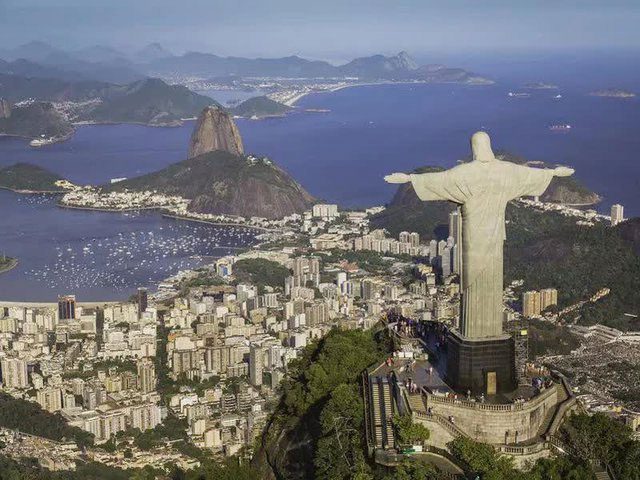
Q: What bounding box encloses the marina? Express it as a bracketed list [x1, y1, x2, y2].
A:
[0, 191, 258, 301]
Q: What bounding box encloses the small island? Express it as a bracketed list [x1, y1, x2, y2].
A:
[0, 255, 18, 274]
[589, 89, 636, 98]
[230, 96, 293, 119]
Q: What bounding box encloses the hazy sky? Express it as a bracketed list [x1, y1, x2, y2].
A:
[0, 0, 638, 60]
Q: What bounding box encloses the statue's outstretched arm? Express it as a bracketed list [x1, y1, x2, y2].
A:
[553, 166, 574, 177]
[384, 173, 411, 184]
[508, 163, 574, 200]
[385, 169, 463, 203]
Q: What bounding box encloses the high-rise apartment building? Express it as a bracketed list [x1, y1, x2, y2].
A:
[130, 403, 161, 431]
[312, 204, 339, 220]
[441, 246, 452, 277]
[611, 204, 624, 226]
[58, 295, 76, 320]
[449, 208, 462, 245]
[429, 239, 438, 259]
[137, 357, 156, 394]
[137, 287, 148, 318]
[409, 232, 420, 247]
[540, 288, 558, 311]
[37, 387, 63, 412]
[523, 291, 541, 317]
[249, 344, 264, 387]
[0, 357, 28, 389]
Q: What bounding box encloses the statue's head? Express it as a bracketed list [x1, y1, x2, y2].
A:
[471, 131, 496, 163]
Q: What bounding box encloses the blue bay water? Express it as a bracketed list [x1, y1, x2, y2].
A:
[0, 191, 258, 301]
[1, 76, 639, 300]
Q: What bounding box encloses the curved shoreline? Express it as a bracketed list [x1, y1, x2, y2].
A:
[57, 202, 162, 213]
[57, 202, 280, 232]
[0, 258, 18, 275]
[0, 186, 65, 194]
[161, 213, 280, 232]
[288, 78, 495, 106]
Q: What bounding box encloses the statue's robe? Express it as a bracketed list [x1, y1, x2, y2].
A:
[410, 160, 555, 338]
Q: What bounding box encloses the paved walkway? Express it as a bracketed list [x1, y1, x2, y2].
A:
[396, 359, 452, 395]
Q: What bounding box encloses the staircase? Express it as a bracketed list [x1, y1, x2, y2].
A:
[593, 466, 612, 480]
[371, 379, 384, 447]
[406, 392, 426, 413]
[538, 379, 577, 440]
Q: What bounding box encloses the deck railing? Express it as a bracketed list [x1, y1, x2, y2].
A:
[423, 383, 558, 413]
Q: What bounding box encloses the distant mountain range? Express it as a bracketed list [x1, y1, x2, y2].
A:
[0, 77, 216, 127]
[145, 50, 491, 83]
[0, 42, 491, 85]
[0, 42, 492, 137]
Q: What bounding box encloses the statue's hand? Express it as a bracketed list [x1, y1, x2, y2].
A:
[554, 166, 575, 177]
[384, 173, 411, 184]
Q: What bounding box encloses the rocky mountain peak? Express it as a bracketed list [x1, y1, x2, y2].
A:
[188, 106, 244, 158]
[395, 51, 418, 70]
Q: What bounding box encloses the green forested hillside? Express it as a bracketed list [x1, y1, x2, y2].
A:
[0, 393, 93, 447]
[0, 163, 66, 192]
[80, 78, 214, 125]
[254, 327, 397, 480]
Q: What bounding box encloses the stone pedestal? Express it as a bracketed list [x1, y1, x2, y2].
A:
[446, 331, 516, 395]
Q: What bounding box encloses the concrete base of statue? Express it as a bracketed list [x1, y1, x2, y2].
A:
[446, 331, 516, 395]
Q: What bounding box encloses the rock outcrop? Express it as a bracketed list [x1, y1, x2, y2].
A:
[188, 106, 244, 158]
[541, 178, 602, 205]
[0, 99, 11, 119]
[108, 106, 314, 219]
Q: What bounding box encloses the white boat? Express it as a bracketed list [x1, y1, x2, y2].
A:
[29, 137, 53, 148]
[549, 124, 572, 132]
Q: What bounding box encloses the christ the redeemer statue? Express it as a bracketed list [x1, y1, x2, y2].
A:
[385, 131, 573, 339]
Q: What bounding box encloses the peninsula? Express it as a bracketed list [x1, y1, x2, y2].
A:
[0, 163, 71, 193]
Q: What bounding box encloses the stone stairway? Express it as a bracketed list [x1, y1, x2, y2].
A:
[535, 385, 568, 438]
[537, 380, 578, 441]
[593, 467, 612, 480]
[406, 392, 426, 413]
